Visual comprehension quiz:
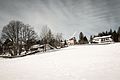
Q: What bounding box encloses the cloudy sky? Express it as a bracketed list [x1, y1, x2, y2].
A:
[0, 0, 120, 39]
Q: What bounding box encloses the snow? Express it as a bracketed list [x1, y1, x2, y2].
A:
[93, 35, 111, 39]
[30, 44, 40, 48]
[0, 43, 120, 80]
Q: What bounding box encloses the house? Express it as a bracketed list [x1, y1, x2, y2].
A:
[67, 37, 76, 45]
[92, 35, 113, 44]
[30, 44, 55, 52]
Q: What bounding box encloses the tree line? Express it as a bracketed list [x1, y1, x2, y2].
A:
[0, 20, 120, 56]
[89, 27, 120, 42]
[70, 27, 120, 45]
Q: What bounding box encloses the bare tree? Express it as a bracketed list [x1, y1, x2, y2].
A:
[1, 21, 23, 55]
[40, 25, 64, 50]
[21, 24, 37, 52]
[55, 33, 63, 47]
[40, 26, 54, 51]
[1, 20, 37, 56]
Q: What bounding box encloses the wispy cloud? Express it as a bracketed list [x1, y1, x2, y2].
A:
[0, 0, 120, 39]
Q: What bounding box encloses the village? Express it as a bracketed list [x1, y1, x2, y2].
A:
[0, 21, 119, 58]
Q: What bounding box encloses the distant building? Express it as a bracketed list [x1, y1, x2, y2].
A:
[92, 35, 113, 44]
[30, 44, 55, 52]
[67, 37, 76, 45]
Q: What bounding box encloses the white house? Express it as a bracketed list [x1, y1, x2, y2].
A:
[92, 35, 113, 44]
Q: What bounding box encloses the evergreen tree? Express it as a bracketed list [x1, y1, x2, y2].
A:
[117, 27, 120, 42]
[98, 33, 102, 37]
[102, 32, 106, 36]
[112, 30, 118, 42]
[64, 40, 67, 46]
[83, 36, 88, 44]
[79, 32, 84, 44]
[79, 32, 84, 40]
[109, 29, 112, 35]
[117, 27, 120, 34]
[105, 31, 108, 35]
[79, 32, 88, 44]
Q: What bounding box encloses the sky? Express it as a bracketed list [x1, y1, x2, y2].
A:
[0, 0, 120, 40]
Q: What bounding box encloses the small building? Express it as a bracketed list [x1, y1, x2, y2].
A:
[92, 35, 113, 44]
[67, 37, 76, 45]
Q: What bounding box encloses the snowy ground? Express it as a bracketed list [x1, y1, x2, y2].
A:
[0, 43, 120, 80]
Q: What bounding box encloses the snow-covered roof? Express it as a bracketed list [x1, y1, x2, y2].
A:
[93, 35, 111, 39]
[30, 44, 41, 48]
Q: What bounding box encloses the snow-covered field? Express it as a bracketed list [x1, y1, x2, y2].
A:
[0, 43, 120, 80]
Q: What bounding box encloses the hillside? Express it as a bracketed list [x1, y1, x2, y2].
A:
[0, 43, 120, 80]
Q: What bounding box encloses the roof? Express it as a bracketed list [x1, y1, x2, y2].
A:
[69, 37, 75, 40]
[93, 35, 111, 39]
